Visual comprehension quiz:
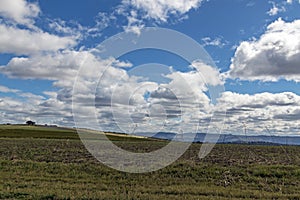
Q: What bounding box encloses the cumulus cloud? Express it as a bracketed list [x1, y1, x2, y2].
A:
[71, 56, 222, 133]
[0, 1, 79, 55]
[0, 24, 77, 55]
[226, 18, 300, 82]
[1, 2, 299, 136]
[218, 92, 300, 110]
[0, 43, 225, 134]
[2, 77, 300, 135]
[0, 95, 73, 126]
[2, 52, 300, 135]
[0, 51, 87, 80]
[217, 91, 300, 135]
[0, 0, 40, 26]
[191, 61, 224, 86]
[0, 85, 71, 125]
[0, 50, 130, 97]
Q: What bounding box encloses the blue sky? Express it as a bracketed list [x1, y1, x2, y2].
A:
[1, 0, 300, 135]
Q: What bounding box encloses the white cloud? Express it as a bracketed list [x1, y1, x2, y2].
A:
[218, 92, 300, 110]
[0, 50, 112, 93]
[0, 85, 19, 93]
[286, 0, 300, 4]
[2, 79, 300, 135]
[0, 24, 77, 55]
[0, 51, 80, 80]
[246, 2, 255, 7]
[86, 12, 117, 38]
[0, 95, 73, 126]
[201, 37, 228, 48]
[71, 56, 220, 133]
[0, 84, 66, 125]
[216, 91, 300, 135]
[0, 0, 40, 26]
[0, 0, 299, 137]
[48, 19, 84, 38]
[190, 61, 224, 86]
[113, 60, 133, 68]
[121, 0, 203, 22]
[162, 70, 211, 105]
[2, 52, 300, 135]
[123, 11, 145, 35]
[267, 3, 285, 16]
[266, 0, 300, 17]
[0, 1, 81, 56]
[226, 18, 300, 82]
[0, 46, 224, 133]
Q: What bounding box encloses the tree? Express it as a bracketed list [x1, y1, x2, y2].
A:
[26, 121, 35, 126]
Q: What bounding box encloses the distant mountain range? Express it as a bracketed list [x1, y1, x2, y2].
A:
[134, 132, 300, 146]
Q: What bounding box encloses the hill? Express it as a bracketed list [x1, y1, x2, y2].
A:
[0, 124, 154, 142]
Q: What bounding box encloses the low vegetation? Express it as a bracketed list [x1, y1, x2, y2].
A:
[0, 125, 300, 199]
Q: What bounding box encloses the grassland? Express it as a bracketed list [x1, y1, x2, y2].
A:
[0, 125, 300, 199]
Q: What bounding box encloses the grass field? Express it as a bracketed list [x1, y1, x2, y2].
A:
[1, 125, 300, 199]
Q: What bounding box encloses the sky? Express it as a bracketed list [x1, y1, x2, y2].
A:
[0, 0, 300, 136]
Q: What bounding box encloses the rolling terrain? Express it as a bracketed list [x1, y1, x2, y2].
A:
[0, 125, 300, 199]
